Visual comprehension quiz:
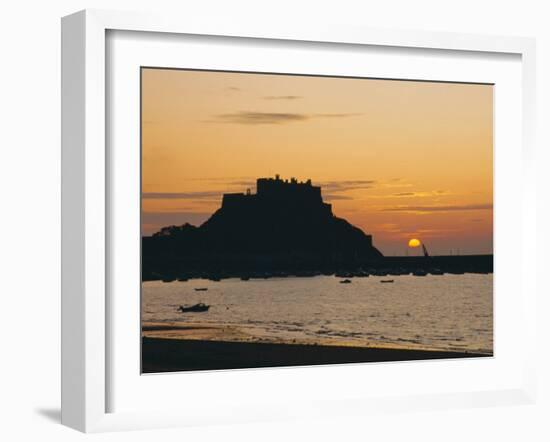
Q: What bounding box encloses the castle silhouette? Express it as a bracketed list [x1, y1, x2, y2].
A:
[222, 175, 332, 218]
[143, 175, 382, 279]
[199, 174, 378, 250]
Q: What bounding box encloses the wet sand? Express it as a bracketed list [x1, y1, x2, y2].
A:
[142, 329, 490, 373]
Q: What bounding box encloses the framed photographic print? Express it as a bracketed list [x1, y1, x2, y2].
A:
[140, 67, 494, 373]
[61, 9, 537, 432]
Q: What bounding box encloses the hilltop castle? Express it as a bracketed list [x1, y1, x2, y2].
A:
[200, 174, 376, 251]
[143, 175, 382, 278]
[221, 174, 333, 219]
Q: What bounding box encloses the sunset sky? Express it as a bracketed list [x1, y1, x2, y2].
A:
[141, 68, 493, 256]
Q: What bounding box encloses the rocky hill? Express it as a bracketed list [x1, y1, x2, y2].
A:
[143, 176, 383, 278]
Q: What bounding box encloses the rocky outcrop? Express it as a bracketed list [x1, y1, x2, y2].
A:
[143, 176, 382, 277]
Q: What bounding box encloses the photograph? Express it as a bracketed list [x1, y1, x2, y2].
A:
[140, 67, 493, 373]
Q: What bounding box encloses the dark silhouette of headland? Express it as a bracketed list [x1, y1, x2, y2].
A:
[142, 175, 493, 280]
[143, 175, 383, 280]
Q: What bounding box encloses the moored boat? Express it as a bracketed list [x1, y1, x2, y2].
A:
[178, 303, 210, 313]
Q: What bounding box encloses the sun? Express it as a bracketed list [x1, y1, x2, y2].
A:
[408, 238, 421, 248]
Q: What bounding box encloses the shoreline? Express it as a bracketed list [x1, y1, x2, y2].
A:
[142, 320, 492, 356]
[144, 268, 493, 283]
[142, 254, 494, 282]
[142, 336, 491, 373]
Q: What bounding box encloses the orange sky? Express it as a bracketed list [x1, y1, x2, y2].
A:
[141, 68, 493, 256]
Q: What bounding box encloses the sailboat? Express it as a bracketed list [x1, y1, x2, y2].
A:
[422, 243, 429, 257]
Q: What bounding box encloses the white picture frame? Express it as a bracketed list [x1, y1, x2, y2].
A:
[61, 9, 537, 433]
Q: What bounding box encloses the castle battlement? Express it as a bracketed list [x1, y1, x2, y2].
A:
[222, 175, 327, 211]
[256, 174, 321, 201]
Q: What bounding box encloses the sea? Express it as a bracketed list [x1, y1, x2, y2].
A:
[142, 274, 493, 354]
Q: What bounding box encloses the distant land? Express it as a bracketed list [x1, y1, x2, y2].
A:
[142, 176, 492, 280]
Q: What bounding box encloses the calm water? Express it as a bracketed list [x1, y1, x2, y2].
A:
[142, 274, 493, 354]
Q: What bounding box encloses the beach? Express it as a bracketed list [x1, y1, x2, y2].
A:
[142, 337, 489, 373]
[141, 322, 491, 373]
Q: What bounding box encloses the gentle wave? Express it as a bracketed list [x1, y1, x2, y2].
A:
[142, 274, 493, 354]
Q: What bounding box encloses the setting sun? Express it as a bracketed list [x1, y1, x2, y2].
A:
[408, 238, 421, 248]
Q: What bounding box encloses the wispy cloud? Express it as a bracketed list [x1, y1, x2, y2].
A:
[320, 180, 377, 193]
[142, 179, 258, 201]
[382, 203, 493, 213]
[323, 194, 354, 201]
[211, 111, 362, 125]
[392, 228, 464, 239]
[142, 210, 211, 220]
[309, 180, 377, 202]
[373, 223, 404, 233]
[391, 190, 449, 198]
[168, 176, 254, 183]
[226, 180, 256, 188]
[214, 112, 309, 125]
[263, 95, 302, 100]
[142, 191, 222, 200]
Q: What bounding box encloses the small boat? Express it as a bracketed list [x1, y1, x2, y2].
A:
[380, 279, 394, 283]
[161, 277, 176, 283]
[194, 287, 208, 292]
[413, 270, 428, 277]
[178, 303, 210, 313]
[339, 279, 352, 284]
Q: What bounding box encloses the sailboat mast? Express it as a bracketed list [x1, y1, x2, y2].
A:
[422, 243, 429, 257]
